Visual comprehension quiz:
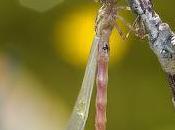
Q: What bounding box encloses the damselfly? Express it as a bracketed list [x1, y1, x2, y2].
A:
[66, 0, 145, 130]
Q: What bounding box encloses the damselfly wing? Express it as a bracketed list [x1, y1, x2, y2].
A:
[66, 37, 100, 130]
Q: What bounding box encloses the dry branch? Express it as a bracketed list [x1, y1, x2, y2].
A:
[128, 0, 175, 105]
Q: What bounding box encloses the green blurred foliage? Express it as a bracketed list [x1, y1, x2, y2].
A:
[1, 0, 175, 130]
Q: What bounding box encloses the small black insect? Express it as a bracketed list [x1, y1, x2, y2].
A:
[102, 44, 109, 51]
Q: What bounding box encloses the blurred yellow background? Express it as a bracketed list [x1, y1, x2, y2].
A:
[0, 0, 175, 130]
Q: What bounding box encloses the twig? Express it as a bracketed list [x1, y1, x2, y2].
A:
[128, 0, 175, 105]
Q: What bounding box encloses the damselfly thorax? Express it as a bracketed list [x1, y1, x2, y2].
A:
[96, 0, 147, 40]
